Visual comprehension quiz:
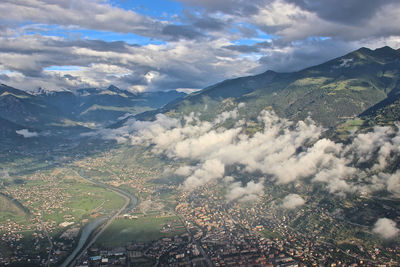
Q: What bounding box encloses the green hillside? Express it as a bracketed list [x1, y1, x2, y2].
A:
[139, 46, 400, 128]
[0, 84, 185, 141]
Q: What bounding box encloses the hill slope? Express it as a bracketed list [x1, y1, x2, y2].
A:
[38, 85, 185, 124]
[0, 84, 186, 141]
[0, 84, 64, 128]
[137, 46, 400, 128]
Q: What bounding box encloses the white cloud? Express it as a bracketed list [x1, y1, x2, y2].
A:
[16, 129, 38, 138]
[1, 0, 400, 92]
[183, 159, 225, 190]
[175, 165, 195, 177]
[371, 171, 400, 197]
[0, 34, 262, 92]
[373, 218, 399, 239]
[0, 0, 162, 37]
[347, 126, 395, 166]
[226, 179, 265, 202]
[94, 105, 400, 200]
[386, 171, 400, 196]
[281, 194, 305, 209]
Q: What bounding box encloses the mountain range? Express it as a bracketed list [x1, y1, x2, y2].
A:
[1, 46, 400, 143]
[135, 46, 400, 129]
[0, 84, 185, 140]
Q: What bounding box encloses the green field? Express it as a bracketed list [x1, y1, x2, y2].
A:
[0, 194, 28, 223]
[39, 178, 126, 227]
[95, 215, 185, 248]
[43, 186, 125, 225]
[338, 118, 365, 132]
[261, 229, 282, 240]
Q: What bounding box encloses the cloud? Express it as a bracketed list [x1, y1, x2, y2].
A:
[16, 129, 38, 138]
[386, 171, 400, 196]
[183, 159, 225, 190]
[162, 25, 205, 41]
[288, 0, 398, 25]
[373, 218, 399, 239]
[226, 179, 265, 202]
[223, 41, 272, 53]
[1, 0, 400, 92]
[192, 16, 227, 31]
[347, 126, 400, 171]
[371, 171, 400, 197]
[0, 0, 163, 37]
[179, 0, 400, 42]
[177, 0, 267, 16]
[175, 165, 195, 176]
[0, 34, 261, 92]
[281, 194, 305, 209]
[256, 39, 357, 72]
[95, 106, 400, 200]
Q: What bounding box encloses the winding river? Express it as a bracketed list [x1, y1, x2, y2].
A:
[60, 218, 106, 267]
[60, 170, 138, 267]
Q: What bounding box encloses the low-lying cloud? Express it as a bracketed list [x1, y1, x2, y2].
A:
[16, 129, 38, 138]
[226, 179, 265, 202]
[281, 194, 305, 209]
[373, 218, 399, 239]
[94, 106, 400, 202]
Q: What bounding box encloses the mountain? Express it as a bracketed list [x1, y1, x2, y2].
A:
[360, 93, 400, 125]
[0, 84, 186, 141]
[137, 46, 400, 128]
[38, 85, 186, 124]
[0, 84, 64, 128]
[3, 46, 400, 139]
[0, 117, 25, 138]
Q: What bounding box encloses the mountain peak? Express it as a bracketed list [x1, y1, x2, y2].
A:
[261, 70, 277, 76]
[372, 45, 399, 57]
[0, 83, 32, 96]
[374, 45, 395, 52]
[354, 46, 399, 57]
[107, 85, 120, 92]
[356, 47, 372, 54]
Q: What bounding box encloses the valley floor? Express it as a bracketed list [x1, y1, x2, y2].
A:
[1, 142, 399, 266]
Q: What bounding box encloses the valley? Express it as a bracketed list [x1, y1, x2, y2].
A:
[0, 47, 400, 266]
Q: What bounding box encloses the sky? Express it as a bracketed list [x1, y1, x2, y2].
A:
[1, 0, 400, 93]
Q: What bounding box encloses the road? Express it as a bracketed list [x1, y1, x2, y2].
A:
[176, 213, 214, 267]
[41, 214, 53, 267]
[62, 170, 137, 267]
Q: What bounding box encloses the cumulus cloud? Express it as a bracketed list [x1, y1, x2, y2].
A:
[281, 194, 305, 209]
[1, 0, 400, 92]
[370, 171, 400, 197]
[373, 218, 399, 239]
[0, 0, 162, 38]
[94, 106, 400, 201]
[175, 165, 196, 177]
[183, 159, 225, 190]
[288, 0, 399, 25]
[386, 171, 400, 196]
[226, 179, 265, 202]
[88, 104, 400, 203]
[178, 0, 400, 42]
[0, 34, 261, 92]
[16, 129, 38, 138]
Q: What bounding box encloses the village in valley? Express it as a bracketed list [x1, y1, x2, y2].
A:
[1, 144, 398, 267]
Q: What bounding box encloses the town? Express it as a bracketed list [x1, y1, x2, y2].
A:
[1, 145, 399, 266]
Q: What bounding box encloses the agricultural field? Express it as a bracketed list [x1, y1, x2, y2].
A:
[95, 215, 185, 248]
[0, 194, 28, 222]
[0, 165, 127, 264]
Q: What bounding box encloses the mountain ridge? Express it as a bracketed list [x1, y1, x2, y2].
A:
[0, 84, 185, 140]
[133, 46, 400, 128]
